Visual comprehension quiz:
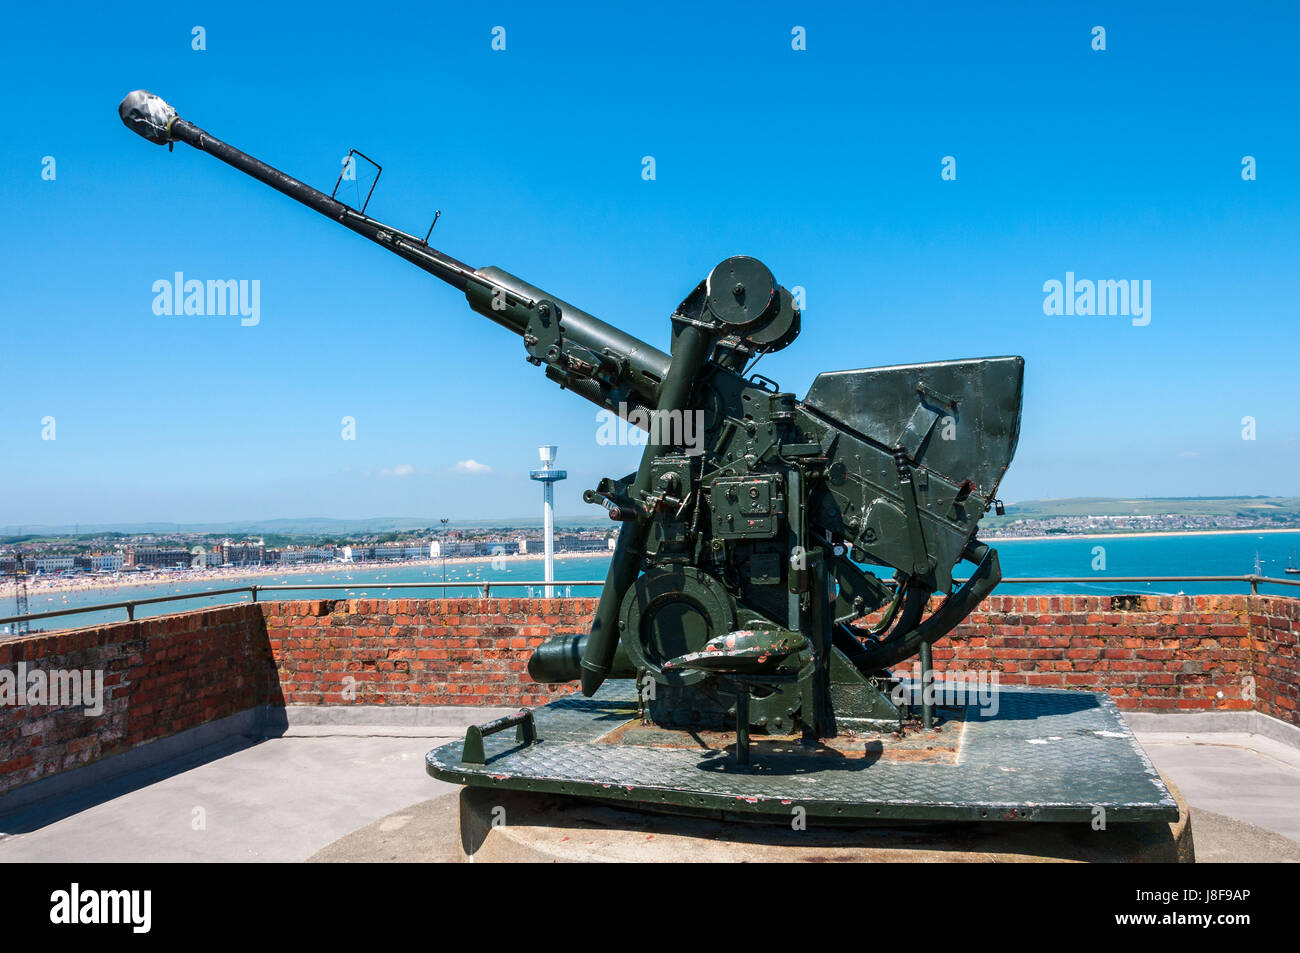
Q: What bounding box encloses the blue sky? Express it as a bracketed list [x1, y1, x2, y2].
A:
[1, 1, 1296, 527]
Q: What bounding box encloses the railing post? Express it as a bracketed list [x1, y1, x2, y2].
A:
[251, 585, 259, 603]
[1249, 576, 1259, 595]
[919, 640, 934, 730]
[126, 603, 135, 621]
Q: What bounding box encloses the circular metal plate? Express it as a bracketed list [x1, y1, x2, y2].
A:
[705, 256, 776, 328]
[744, 285, 801, 352]
[619, 566, 738, 686]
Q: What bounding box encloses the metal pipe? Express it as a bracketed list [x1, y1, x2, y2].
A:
[919, 640, 934, 729]
[578, 322, 719, 697]
[250, 580, 605, 591]
[164, 116, 478, 293]
[118, 91, 672, 416]
[2, 575, 1296, 631]
[0, 585, 259, 625]
[949, 575, 1300, 586]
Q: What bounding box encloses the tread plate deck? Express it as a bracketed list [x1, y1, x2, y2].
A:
[426, 680, 1178, 822]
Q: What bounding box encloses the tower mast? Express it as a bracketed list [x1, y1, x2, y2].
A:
[529, 447, 567, 598]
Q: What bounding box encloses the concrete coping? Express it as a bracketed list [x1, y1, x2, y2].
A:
[1122, 708, 1300, 752]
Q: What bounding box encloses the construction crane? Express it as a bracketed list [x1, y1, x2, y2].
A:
[11, 553, 30, 636]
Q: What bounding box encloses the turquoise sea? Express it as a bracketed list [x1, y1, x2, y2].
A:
[6, 531, 1299, 634]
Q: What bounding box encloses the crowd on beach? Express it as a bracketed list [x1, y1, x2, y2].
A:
[0, 550, 609, 599]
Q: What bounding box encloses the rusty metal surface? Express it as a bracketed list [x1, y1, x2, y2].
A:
[426, 680, 1179, 823]
[596, 717, 962, 764]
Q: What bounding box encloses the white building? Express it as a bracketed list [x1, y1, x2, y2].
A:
[32, 556, 75, 572]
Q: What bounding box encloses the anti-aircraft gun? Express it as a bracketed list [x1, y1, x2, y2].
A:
[120, 90, 1023, 746]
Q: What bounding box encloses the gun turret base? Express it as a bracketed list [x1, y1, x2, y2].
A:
[426, 679, 1179, 824]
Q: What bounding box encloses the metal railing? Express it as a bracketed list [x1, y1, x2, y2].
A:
[1, 574, 1297, 631]
[0, 579, 606, 628]
[967, 574, 1300, 593]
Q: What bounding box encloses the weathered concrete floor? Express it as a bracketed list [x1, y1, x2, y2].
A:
[0, 728, 464, 863]
[1, 728, 1297, 862]
[1137, 731, 1300, 848]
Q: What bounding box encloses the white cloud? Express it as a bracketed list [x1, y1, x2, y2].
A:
[380, 463, 415, 477]
[455, 459, 491, 473]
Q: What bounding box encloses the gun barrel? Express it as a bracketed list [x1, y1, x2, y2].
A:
[119, 90, 670, 412]
[166, 113, 479, 290]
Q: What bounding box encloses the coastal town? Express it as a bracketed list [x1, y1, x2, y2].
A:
[5, 497, 1299, 591]
[0, 526, 615, 590]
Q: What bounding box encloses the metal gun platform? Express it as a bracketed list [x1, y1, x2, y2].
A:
[426, 681, 1179, 824]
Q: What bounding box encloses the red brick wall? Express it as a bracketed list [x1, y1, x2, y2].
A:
[2, 593, 1297, 801]
[261, 598, 594, 707]
[1249, 596, 1300, 724]
[261, 594, 1298, 721]
[920, 595, 1279, 715]
[0, 604, 269, 797]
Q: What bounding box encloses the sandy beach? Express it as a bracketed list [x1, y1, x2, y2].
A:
[1, 550, 610, 598]
[6, 528, 1298, 599]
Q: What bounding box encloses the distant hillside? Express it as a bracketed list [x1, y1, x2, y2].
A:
[982, 496, 1300, 535]
[988, 497, 1300, 521]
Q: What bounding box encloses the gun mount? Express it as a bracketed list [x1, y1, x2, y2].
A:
[121, 89, 1023, 752]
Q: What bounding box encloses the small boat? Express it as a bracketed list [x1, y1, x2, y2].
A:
[1286, 550, 1300, 575]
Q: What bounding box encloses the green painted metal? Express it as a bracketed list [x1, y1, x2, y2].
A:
[427, 680, 1181, 823]
[120, 91, 1045, 815]
[460, 710, 537, 766]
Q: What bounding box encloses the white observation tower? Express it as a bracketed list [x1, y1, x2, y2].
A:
[529, 445, 567, 597]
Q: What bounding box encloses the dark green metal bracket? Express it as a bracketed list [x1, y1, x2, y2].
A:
[460, 709, 538, 765]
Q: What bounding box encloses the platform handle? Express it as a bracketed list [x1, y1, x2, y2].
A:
[460, 709, 538, 765]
